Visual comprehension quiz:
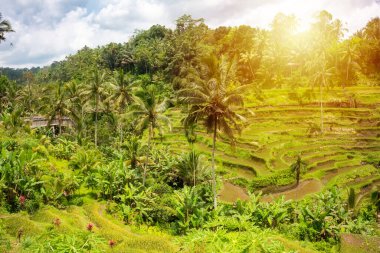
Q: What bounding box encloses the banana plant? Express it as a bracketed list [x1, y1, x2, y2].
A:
[115, 183, 156, 225]
[173, 186, 209, 234]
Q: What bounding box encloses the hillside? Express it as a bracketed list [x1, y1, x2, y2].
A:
[1, 7, 380, 253]
[0, 86, 379, 252]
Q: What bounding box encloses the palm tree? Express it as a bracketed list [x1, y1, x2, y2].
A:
[177, 150, 207, 186]
[340, 41, 360, 88]
[184, 122, 197, 149]
[1, 107, 23, 135]
[65, 81, 87, 144]
[124, 136, 143, 170]
[109, 69, 139, 112]
[179, 55, 246, 209]
[311, 52, 334, 134]
[128, 85, 171, 185]
[0, 76, 17, 112]
[290, 155, 307, 186]
[0, 13, 14, 43]
[41, 83, 70, 135]
[108, 69, 139, 145]
[81, 69, 108, 147]
[17, 71, 35, 117]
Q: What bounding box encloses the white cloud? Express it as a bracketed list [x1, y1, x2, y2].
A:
[0, 0, 379, 68]
[0, 5, 128, 67]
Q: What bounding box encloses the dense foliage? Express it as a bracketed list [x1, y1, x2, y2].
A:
[0, 11, 379, 253]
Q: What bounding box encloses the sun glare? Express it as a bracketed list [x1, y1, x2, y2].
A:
[255, 0, 332, 33]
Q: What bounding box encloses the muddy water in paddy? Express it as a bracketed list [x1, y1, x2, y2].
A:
[219, 179, 323, 203]
[321, 165, 362, 184]
[219, 182, 249, 202]
[261, 179, 323, 202]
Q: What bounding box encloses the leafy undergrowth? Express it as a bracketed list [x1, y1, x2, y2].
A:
[178, 228, 321, 253]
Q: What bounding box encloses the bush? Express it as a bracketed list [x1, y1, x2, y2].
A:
[172, 185, 213, 234]
[49, 139, 78, 160]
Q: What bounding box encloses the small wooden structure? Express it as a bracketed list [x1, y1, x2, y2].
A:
[25, 116, 73, 129]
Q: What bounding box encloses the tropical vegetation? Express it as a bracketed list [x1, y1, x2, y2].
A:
[0, 11, 379, 253]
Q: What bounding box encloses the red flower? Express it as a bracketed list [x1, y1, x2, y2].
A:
[19, 195, 26, 205]
[108, 239, 116, 248]
[87, 223, 94, 231]
[53, 218, 61, 226]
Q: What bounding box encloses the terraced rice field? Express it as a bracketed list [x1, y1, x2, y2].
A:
[161, 87, 380, 202]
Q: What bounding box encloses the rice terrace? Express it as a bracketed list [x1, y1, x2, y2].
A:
[0, 1, 379, 252]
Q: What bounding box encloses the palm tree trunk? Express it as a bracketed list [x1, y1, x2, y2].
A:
[193, 148, 196, 187]
[346, 62, 349, 88]
[94, 94, 98, 147]
[119, 120, 123, 149]
[28, 81, 32, 124]
[248, 61, 255, 79]
[212, 118, 217, 210]
[58, 114, 62, 135]
[320, 81, 324, 134]
[143, 122, 152, 186]
[81, 105, 85, 140]
[193, 161, 196, 187]
[193, 170, 196, 187]
[296, 167, 300, 186]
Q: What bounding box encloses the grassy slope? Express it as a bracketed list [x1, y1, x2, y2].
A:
[1, 202, 177, 253]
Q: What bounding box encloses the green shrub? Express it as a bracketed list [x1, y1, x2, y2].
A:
[49, 138, 78, 160]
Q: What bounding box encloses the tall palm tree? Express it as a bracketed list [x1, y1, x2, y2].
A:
[0, 76, 17, 112]
[128, 85, 171, 185]
[0, 13, 14, 43]
[179, 55, 246, 209]
[108, 69, 139, 145]
[124, 135, 143, 170]
[340, 41, 360, 88]
[81, 69, 108, 147]
[109, 69, 139, 112]
[1, 107, 23, 135]
[311, 52, 334, 134]
[16, 71, 35, 117]
[65, 81, 86, 144]
[41, 83, 70, 135]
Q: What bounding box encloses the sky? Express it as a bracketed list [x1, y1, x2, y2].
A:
[0, 0, 379, 68]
